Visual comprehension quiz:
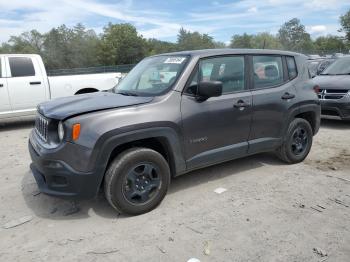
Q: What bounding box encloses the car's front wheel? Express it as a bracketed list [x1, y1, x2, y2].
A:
[276, 118, 313, 164]
[104, 148, 170, 215]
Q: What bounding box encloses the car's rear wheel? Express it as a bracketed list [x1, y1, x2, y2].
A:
[104, 148, 170, 215]
[276, 118, 313, 164]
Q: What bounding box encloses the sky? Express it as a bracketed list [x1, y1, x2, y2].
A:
[0, 0, 349, 44]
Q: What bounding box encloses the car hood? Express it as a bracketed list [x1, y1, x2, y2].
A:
[313, 75, 350, 89]
[38, 92, 153, 120]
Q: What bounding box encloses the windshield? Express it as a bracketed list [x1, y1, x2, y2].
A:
[114, 55, 189, 96]
[321, 57, 350, 75]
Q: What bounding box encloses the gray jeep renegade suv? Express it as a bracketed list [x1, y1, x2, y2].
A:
[29, 49, 321, 215]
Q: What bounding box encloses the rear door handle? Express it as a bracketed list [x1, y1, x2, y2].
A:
[30, 81, 41, 85]
[0, 84, 3, 87]
[281, 92, 295, 100]
[234, 100, 250, 109]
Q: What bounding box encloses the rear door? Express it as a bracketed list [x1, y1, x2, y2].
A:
[5, 56, 47, 111]
[181, 55, 253, 170]
[0, 56, 11, 113]
[248, 55, 298, 153]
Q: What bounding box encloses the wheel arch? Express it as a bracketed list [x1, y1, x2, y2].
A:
[75, 88, 99, 95]
[284, 104, 321, 137]
[92, 127, 187, 190]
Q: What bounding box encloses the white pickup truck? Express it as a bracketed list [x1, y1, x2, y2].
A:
[0, 54, 122, 119]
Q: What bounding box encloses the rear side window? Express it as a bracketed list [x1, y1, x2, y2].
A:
[286, 56, 298, 79]
[253, 56, 284, 89]
[0, 59, 2, 77]
[9, 57, 35, 77]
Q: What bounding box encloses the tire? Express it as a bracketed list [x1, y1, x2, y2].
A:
[104, 147, 170, 215]
[276, 118, 313, 164]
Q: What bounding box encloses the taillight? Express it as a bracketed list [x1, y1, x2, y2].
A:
[313, 85, 320, 94]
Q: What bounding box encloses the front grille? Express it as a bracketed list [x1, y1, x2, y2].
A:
[318, 89, 349, 100]
[35, 114, 49, 142]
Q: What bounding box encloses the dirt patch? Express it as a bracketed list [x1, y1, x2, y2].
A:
[1, 119, 350, 262]
[305, 149, 350, 171]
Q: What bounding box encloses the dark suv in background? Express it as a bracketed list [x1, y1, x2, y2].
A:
[313, 56, 350, 120]
[29, 49, 320, 215]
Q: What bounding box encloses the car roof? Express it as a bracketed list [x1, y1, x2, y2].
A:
[154, 48, 305, 58]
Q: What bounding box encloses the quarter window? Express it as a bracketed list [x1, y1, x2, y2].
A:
[286, 56, 298, 79]
[9, 57, 35, 77]
[187, 56, 245, 95]
[253, 56, 284, 89]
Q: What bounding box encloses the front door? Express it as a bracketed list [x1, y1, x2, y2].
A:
[181, 55, 253, 170]
[0, 57, 11, 114]
[6, 56, 47, 111]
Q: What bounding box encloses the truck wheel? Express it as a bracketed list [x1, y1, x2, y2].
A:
[104, 148, 170, 215]
[276, 118, 313, 164]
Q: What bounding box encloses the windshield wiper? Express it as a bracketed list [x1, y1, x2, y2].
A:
[116, 91, 139, 96]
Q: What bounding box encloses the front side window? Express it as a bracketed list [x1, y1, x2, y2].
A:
[187, 56, 245, 95]
[253, 56, 284, 89]
[286, 56, 298, 80]
[115, 55, 189, 96]
[9, 57, 35, 77]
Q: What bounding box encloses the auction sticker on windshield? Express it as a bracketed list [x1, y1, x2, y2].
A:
[164, 57, 186, 64]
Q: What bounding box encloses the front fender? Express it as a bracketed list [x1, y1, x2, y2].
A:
[89, 127, 187, 187]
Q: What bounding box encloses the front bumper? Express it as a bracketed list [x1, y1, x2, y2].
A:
[320, 99, 350, 120]
[28, 131, 101, 200]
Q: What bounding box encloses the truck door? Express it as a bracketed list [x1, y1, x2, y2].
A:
[0, 56, 11, 113]
[181, 55, 253, 170]
[5, 56, 47, 111]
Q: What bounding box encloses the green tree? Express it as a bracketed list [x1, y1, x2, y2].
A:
[42, 25, 72, 69]
[41, 24, 100, 69]
[314, 35, 346, 55]
[214, 41, 227, 48]
[0, 43, 13, 53]
[177, 28, 215, 50]
[340, 9, 350, 42]
[278, 18, 313, 52]
[69, 24, 100, 68]
[145, 38, 178, 56]
[229, 33, 254, 48]
[6, 30, 44, 54]
[251, 33, 282, 49]
[98, 23, 146, 65]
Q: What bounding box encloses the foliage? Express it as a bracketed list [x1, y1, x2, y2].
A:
[340, 10, 350, 42]
[145, 39, 178, 56]
[230, 33, 254, 48]
[230, 32, 282, 49]
[98, 23, 146, 65]
[314, 35, 346, 55]
[177, 28, 216, 50]
[278, 18, 313, 52]
[43, 24, 100, 69]
[1, 10, 349, 70]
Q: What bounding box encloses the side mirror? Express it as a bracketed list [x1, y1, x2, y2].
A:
[197, 81, 223, 100]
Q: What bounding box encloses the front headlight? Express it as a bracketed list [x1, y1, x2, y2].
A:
[58, 121, 65, 141]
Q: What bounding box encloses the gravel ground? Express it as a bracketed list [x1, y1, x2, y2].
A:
[0, 119, 349, 262]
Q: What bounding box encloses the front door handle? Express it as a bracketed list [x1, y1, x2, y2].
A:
[234, 100, 249, 109]
[281, 92, 295, 100]
[30, 81, 41, 85]
[0, 83, 3, 87]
